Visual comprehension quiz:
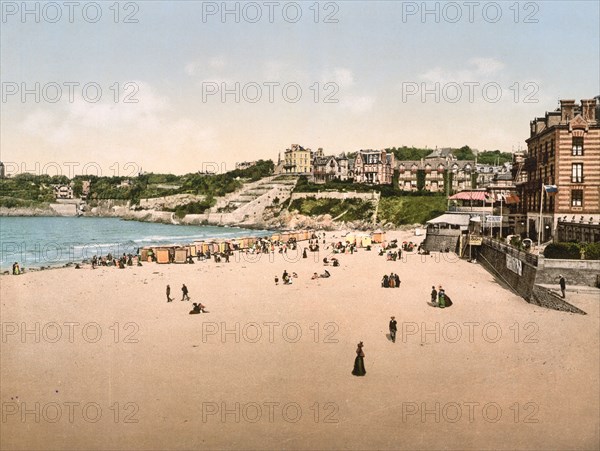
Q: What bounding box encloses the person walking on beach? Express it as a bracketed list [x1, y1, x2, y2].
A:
[558, 275, 566, 298]
[352, 342, 366, 376]
[431, 286, 437, 305]
[166, 285, 173, 302]
[181, 284, 190, 301]
[389, 316, 397, 343]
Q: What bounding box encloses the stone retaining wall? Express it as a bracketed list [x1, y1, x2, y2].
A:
[478, 239, 538, 300]
[536, 257, 600, 287]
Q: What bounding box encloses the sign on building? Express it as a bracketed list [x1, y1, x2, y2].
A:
[469, 235, 483, 246]
[506, 254, 522, 276]
[486, 215, 502, 224]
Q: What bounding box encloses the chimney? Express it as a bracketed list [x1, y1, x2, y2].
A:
[560, 99, 576, 123]
[581, 99, 596, 122]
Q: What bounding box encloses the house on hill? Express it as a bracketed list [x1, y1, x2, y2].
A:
[353, 149, 394, 185]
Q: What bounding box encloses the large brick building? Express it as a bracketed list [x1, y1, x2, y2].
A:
[515, 98, 600, 241]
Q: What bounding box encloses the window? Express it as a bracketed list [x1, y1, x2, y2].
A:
[572, 163, 583, 183]
[571, 189, 583, 207]
[572, 137, 583, 156]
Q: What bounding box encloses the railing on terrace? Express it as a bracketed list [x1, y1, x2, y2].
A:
[448, 206, 490, 212]
[482, 236, 538, 267]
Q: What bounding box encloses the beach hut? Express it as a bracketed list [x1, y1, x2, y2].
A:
[361, 235, 372, 247]
[240, 238, 248, 249]
[371, 231, 385, 243]
[140, 249, 149, 261]
[155, 248, 170, 264]
[271, 234, 280, 242]
[187, 245, 197, 257]
[174, 248, 188, 263]
[218, 242, 227, 253]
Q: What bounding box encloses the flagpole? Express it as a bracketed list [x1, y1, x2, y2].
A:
[537, 183, 544, 255]
[499, 194, 503, 240]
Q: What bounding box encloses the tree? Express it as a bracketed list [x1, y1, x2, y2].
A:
[416, 169, 426, 192]
[454, 145, 476, 160]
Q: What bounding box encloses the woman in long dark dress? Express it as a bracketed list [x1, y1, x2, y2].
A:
[352, 342, 366, 376]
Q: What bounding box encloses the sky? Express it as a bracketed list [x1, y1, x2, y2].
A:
[1, 0, 599, 176]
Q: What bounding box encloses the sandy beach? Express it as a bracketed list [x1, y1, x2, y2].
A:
[1, 230, 598, 450]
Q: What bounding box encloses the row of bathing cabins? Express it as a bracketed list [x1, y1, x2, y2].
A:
[139, 230, 387, 264]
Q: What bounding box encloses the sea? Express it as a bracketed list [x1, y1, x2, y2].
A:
[0, 217, 272, 270]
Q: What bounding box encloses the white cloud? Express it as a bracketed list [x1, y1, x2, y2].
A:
[209, 56, 226, 69]
[185, 56, 227, 76]
[340, 95, 375, 114]
[469, 57, 505, 75]
[420, 57, 505, 84]
[17, 82, 219, 172]
[321, 67, 355, 89]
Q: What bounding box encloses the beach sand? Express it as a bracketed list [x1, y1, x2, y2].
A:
[1, 231, 598, 450]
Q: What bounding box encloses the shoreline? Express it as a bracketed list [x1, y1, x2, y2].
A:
[2, 225, 389, 274]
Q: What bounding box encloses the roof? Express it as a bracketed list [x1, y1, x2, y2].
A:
[427, 213, 471, 226]
[449, 191, 490, 201]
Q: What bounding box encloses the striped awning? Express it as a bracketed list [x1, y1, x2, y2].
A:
[448, 191, 490, 201]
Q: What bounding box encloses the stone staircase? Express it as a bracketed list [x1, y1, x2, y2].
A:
[182, 176, 298, 226]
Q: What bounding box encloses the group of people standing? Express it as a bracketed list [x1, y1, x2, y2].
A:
[381, 273, 401, 288]
[91, 253, 137, 269]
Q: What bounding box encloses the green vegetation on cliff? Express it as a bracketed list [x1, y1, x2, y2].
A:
[1, 160, 274, 207]
[0, 173, 61, 207]
[378, 196, 447, 225]
[289, 197, 375, 222]
[288, 194, 446, 226]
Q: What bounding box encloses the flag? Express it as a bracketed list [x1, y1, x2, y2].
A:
[544, 185, 558, 194]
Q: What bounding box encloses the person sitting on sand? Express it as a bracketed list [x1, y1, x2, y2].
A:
[320, 270, 331, 278]
[323, 257, 329, 266]
[275, 276, 279, 285]
[312, 272, 319, 280]
[292, 272, 298, 278]
[303, 248, 308, 259]
[189, 302, 208, 314]
[331, 258, 340, 267]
